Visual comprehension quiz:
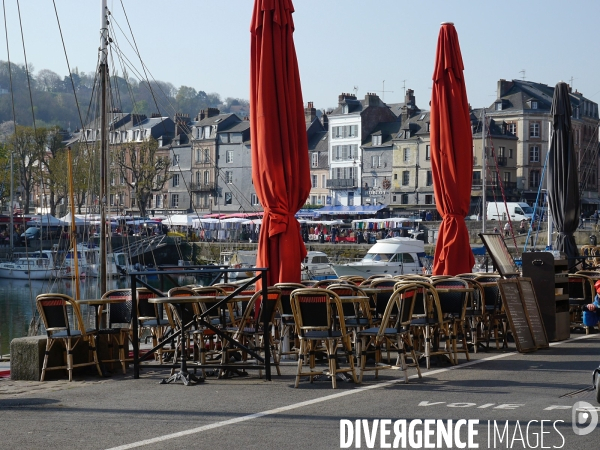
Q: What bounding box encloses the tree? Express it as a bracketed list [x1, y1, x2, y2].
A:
[0, 141, 12, 208]
[9, 126, 46, 214]
[114, 138, 170, 217]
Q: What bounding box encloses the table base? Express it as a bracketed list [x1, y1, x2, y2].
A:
[160, 370, 204, 386]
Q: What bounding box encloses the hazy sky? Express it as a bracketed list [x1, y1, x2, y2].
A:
[2, 0, 599, 113]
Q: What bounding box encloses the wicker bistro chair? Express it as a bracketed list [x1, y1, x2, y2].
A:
[406, 281, 455, 369]
[221, 287, 283, 377]
[568, 274, 595, 331]
[36, 293, 103, 381]
[356, 283, 423, 383]
[312, 279, 343, 289]
[273, 283, 306, 360]
[290, 288, 358, 388]
[455, 276, 487, 353]
[431, 278, 471, 364]
[97, 289, 134, 374]
[338, 275, 366, 285]
[136, 287, 172, 362]
[368, 278, 399, 326]
[327, 284, 373, 333]
[190, 286, 227, 375]
[473, 274, 506, 349]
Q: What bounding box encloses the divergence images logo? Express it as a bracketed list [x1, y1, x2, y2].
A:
[572, 401, 598, 436]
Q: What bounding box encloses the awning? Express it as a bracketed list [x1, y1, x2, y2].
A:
[581, 198, 599, 205]
[316, 205, 387, 215]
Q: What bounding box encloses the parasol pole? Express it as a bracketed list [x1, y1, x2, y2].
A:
[67, 146, 80, 300]
[481, 109, 486, 234]
[547, 120, 553, 247]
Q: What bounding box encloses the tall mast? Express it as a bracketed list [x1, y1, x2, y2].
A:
[99, 0, 109, 294]
[9, 153, 13, 251]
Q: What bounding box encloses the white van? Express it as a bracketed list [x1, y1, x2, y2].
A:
[487, 202, 535, 222]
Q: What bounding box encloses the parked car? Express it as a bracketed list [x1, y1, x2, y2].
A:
[20, 227, 41, 243]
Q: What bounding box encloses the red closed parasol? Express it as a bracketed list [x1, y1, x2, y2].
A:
[250, 0, 311, 288]
[430, 22, 474, 275]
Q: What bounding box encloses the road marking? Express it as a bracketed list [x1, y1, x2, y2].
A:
[105, 333, 597, 450]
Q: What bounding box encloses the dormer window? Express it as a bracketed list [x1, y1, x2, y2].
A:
[342, 104, 349, 114]
[495, 102, 503, 111]
[405, 130, 410, 139]
[531, 101, 538, 109]
[372, 135, 382, 146]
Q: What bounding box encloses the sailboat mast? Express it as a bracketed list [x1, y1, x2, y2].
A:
[67, 147, 81, 300]
[9, 153, 13, 250]
[99, 0, 109, 294]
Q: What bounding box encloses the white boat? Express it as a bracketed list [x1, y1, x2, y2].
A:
[301, 251, 336, 280]
[61, 243, 130, 278]
[0, 251, 60, 280]
[331, 237, 427, 278]
[221, 250, 258, 280]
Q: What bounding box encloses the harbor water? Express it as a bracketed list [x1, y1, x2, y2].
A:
[0, 273, 204, 356]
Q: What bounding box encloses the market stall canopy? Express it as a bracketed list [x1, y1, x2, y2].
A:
[27, 214, 67, 227]
[316, 205, 387, 215]
[164, 214, 197, 226]
[60, 212, 90, 226]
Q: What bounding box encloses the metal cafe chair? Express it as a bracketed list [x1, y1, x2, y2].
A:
[290, 288, 357, 388]
[36, 293, 103, 381]
[473, 274, 506, 350]
[356, 283, 423, 383]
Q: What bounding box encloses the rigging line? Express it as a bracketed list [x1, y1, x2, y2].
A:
[51, 0, 96, 158]
[15, 0, 37, 132]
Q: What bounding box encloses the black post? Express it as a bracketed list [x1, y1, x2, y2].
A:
[262, 270, 271, 381]
[131, 274, 139, 379]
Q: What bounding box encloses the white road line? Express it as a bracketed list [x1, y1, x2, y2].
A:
[105, 333, 597, 450]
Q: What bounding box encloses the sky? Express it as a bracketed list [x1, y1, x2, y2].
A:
[2, 0, 600, 113]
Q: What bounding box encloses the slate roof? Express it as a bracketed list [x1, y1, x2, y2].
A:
[362, 121, 401, 148]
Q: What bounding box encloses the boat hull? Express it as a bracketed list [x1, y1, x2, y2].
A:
[0, 266, 55, 280]
[331, 262, 419, 278]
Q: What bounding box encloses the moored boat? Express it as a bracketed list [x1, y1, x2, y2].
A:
[331, 237, 427, 278]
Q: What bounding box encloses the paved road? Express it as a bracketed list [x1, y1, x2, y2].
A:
[1, 334, 599, 449]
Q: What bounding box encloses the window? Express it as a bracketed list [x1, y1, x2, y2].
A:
[195, 171, 201, 185]
[498, 147, 505, 157]
[172, 174, 179, 187]
[110, 175, 115, 186]
[394, 173, 398, 180]
[226, 150, 233, 163]
[507, 123, 517, 135]
[426, 171, 433, 186]
[311, 195, 317, 204]
[204, 148, 210, 163]
[131, 196, 136, 207]
[333, 144, 357, 161]
[405, 130, 410, 139]
[495, 102, 502, 111]
[529, 170, 540, 188]
[425, 145, 431, 160]
[155, 194, 162, 208]
[171, 194, 179, 208]
[472, 171, 481, 186]
[311, 175, 317, 188]
[342, 104, 349, 114]
[530, 122, 540, 138]
[226, 171, 233, 184]
[224, 192, 232, 205]
[372, 135, 382, 146]
[531, 101, 538, 109]
[425, 195, 433, 204]
[322, 174, 326, 188]
[204, 171, 210, 185]
[251, 194, 260, 206]
[504, 172, 511, 183]
[529, 146, 540, 162]
[401, 194, 408, 204]
[173, 154, 179, 166]
[509, 148, 513, 158]
[332, 125, 358, 139]
[120, 174, 126, 185]
[402, 171, 410, 186]
[109, 193, 114, 206]
[312, 152, 318, 168]
[403, 148, 410, 162]
[371, 155, 381, 168]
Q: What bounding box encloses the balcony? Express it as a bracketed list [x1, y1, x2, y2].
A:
[496, 156, 507, 166]
[326, 178, 357, 189]
[190, 182, 217, 193]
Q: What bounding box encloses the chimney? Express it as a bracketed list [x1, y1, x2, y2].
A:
[365, 92, 380, 107]
[405, 89, 415, 107]
[321, 113, 329, 131]
[497, 79, 514, 98]
[151, 113, 162, 118]
[206, 108, 220, 118]
[338, 92, 357, 106]
[197, 110, 206, 121]
[305, 101, 316, 124]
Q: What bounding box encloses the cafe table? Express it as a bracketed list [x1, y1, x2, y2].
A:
[149, 296, 207, 386]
